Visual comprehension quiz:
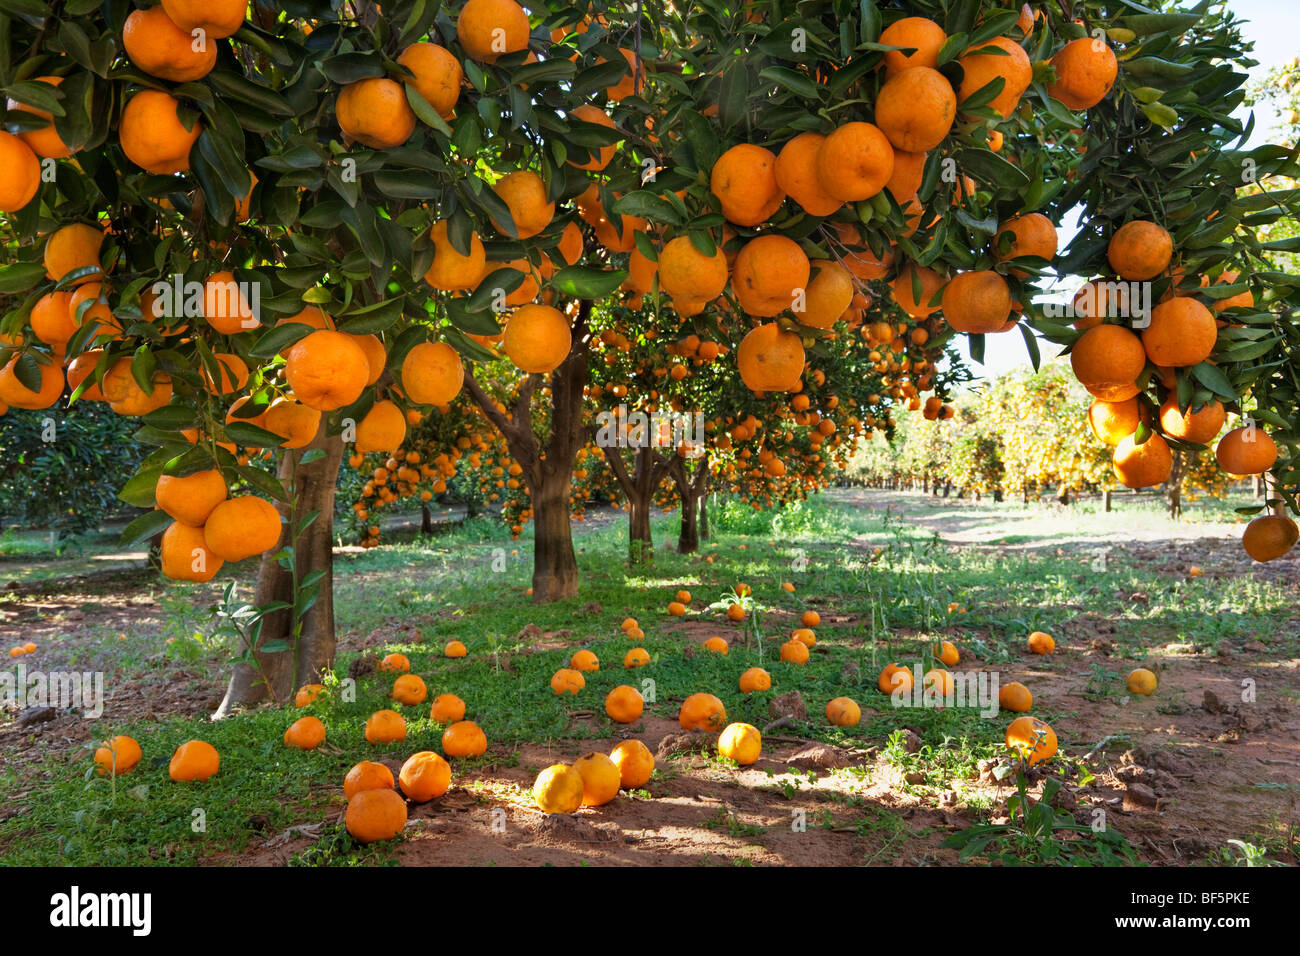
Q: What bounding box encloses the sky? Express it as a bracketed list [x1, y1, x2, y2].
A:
[950, 0, 1300, 384]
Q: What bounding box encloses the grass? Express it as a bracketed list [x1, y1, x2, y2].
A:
[1, 490, 1296, 866]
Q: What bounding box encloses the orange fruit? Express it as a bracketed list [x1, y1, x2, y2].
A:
[295, 684, 326, 707]
[94, 735, 143, 776]
[605, 685, 645, 723]
[1241, 515, 1299, 562]
[816, 122, 895, 201]
[890, 263, 947, 319]
[533, 764, 584, 813]
[353, 400, 407, 455]
[1026, 631, 1055, 654]
[943, 270, 1011, 334]
[429, 693, 466, 722]
[623, 647, 650, 668]
[203, 496, 282, 562]
[401, 341, 465, 406]
[572, 751, 622, 806]
[737, 323, 805, 393]
[566, 104, 619, 171]
[444, 640, 467, 658]
[1216, 426, 1277, 475]
[457, 0, 531, 63]
[123, 6, 217, 82]
[702, 636, 729, 654]
[202, 353, 250, 394]
[161, 0, 246, 38]
[667, 601, 687, 616]
[570, 649, 599, 671]
[879, 17, 947, 75]
[775, 132, 844, 217]
[441, 720, 487, 758]
[155, 469, 227, 527]
[825, 697, 861, 726]
[1005, 716, 1057, 765]
[1126, 668, 1157, 696]
[397, 42, 462, 119]
[779, 638, 810, 664]
[1113, 431, 1173, 489]
[344, 760, 395, 799]
[0, 355, 63, 411]
[610, 739, 654, 788]
[994, 213, 1058, 276]
[874, 66, 955, 152]
[1158, 397, 1224, 444]
[285, 330, 370, 411]
[425, 219, 487, 290]
[168, 740, 220, 781]
[345, 788, 408, 843]
[284, 716, 327, 750]
[364, 709, 408, 744]
[710, 143, 785, 226]
[0, 131, 41, 212]
[159, 521, 224, 582]
[797, 259, 855, 330]
[933, 640, 959, 667]
[679, 692, 726, 731]
[551, 668, 585, 694]
[379, 653, 411, 673]
[658, 237, 730, 315]
[392, 674, 428, 706]
[998, 681, 1033, 712]
[263, 397, 322, 450]
[120, 90, 202, 174]
[491, 170, 555, 239]
[726, 603, 746, 621]
[399, 751, 452, 802]
[1048, 37, 1118, 110]
[1070, 324, 1146, 401]
[503, 304, 571, 373]
[732, 234, 810, 318]
[738, 667, 771, 693]
[717, 722, 762, 765]
[336, 77, 416, 149]
[957, 36, 1032, 118]
[43, 223, 105, 286]
[6, 76, 71, 159]
[30, 291, 77, 349]
[800, 610, 820, 627]
[1142, 297, 1216, 367]
[791, 628, 816, 647]
[1107, 220, 1173, 281]
[1087, 398, 1142, 446]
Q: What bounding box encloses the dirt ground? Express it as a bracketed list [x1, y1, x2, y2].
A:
[4, 490, 1298, 866]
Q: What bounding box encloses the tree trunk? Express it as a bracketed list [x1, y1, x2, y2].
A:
[678, 491, 699, 553]
[215, 423, 344, 717]
[421, 503, 434, 535]
[531, 467, 578, 602]
[699, 492, 709, 540]
[1104, 489, 1112, 512]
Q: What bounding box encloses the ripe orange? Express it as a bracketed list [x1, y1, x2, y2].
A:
[732, 234, 810, 318]
[1126, 668, 1157, 696]
[397, 42, 462, 120]
[1107, 220, 1173, 281]
[264, 398, 323, 449]
[120, 90, 202, 174]
[0, 131, 40, 212]
[797, 260, 855, 330]
[623, 647, 650, 668]
[94, 735, 143, 776]
[717, 722, 762, 765]
[610, 739, 654, 788]
[667, 601, 687, 616]
[816, 122, 895, 201]
[1216, 425, 1277, 475]
[284, 716, 327, 750]
[1158, 397, 1224, 444]
[161, 0, 246, 38]
[825, 697, 861, 726]
[878, 663, 912, 694]
[352, 400, 406, 454]
[1070, 324, 1146, 401]
[658, 237, 730, 316]
[399, 751, 452, 802]
[570, 649, 599, 672]
[551, 667, 585, 694]
[491, 170, 554, 238]
[573, 751, 622, 806]
[442, 720, 487, 758]
[430, 693, 466, 722]
[994, 213, 1058, 276]
[401, 340, 465, 406]
[791, 628, 816, 647]
[605, 685, 644, 723]
[365, 709, 408, 744]
[169, 740, 220, 781]
[1113, 432, 1173, 489]
[710, 143, 785, 226]
[566, 104, 619, 171]
[1142, 297, 1217, 367]
[379, 653, 411, 673]
[1087, 398, 1142, 446]
[942, 270, 1012, 334]
[457, 0, 531, 63]
[6, 76, 71, 159]
[957, 36, 1032, 118]
[392, 674, 428, 706]
[155, 469, 227, 527]
[779, 638, 810, 664]
[998, 681, 1033, 712]
[1026, 631, 1055, 654]
[295, 684, 326, 707]
[425, 219, 486, 290]
[336, 77, 417, 149]
[738, 667, 771, 693]
[533, 764, 584, 813]
[204, 496, 282, 562]
[775, 132, 844, 217]
[1005, 716, 1057, 765]
[344, 760, 395, 799]
[444, 640, 467, 658]
[879, 17, 947, 75]
[43, 223, 105, 286]
[1048, 37, 1118, 110]
[874, 67, 955, 152]
[1241, 515, 1299, 562]
[123, 6, 217, 82]
[933, 640, 959, 667]
[726, 603, 746, 621]
[283, 330, 368, 410]
[679, 692, 726, 731]
[737, 323, 805, 393]
[346, 788, 408, 843]
[503, 304, 571, 373]
[890, 263, 947, 320]
[160, 521, 224, 582]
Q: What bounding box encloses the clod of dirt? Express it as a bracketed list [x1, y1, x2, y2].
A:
[1123, 782, 1159, 810]
[938, 790, 958, 808]
[899, 729, 923, 754]
[581, 602, 602, 615]
[1203, 690, 1222, 713]
[529, 813, 618, 846]
[515, 624, 543, 642]
[786, 743, 850, 770]
[17, 707, 56, 727]
[903, 771, 926, 785]
[348, 653, 378, 679]
[768, 690, 806, 721]
[656, 732, 705, 761]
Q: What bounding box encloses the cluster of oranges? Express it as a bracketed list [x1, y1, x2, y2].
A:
[92, 733, 220, 783]
[7, 641, 37, 658]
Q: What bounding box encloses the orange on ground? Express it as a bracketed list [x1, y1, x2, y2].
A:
[284, 716, 326, 750]
[364, 709, 407, 744]
[1027, 631, 1055, 654]
[442, 720, 487, 757]
[94, 736, 143, 776]
[399, 751, 452, 802]
[169, 740, 220, 781]
[430, 693, 466, 722]
[605, 685, 644, 723]
[999, 682, 1033, 712]
[573, 751, 621, 806]
[826, 697, 861, 726]
[344, 760, 395, 799]
[717, 722, 762, 765]
[1005, 716, 1057, 765]
[345, 788, 407, 843]
[679, 692, 726, 731]
[610, 739, 654, 788]
[533, 764, 584, 814]
[1127, 668, 1157, 695]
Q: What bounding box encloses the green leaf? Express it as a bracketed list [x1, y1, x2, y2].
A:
[249, 322, 313, 358]
[610, 191, 681, 225]
[225, 422, 290, 447]
[758, 66, 820, 100]
[0, 262, 46, 293]
[955, 148, 1030, 188]
[550, 266, 627, 299]
[119, 509, 173, 549]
